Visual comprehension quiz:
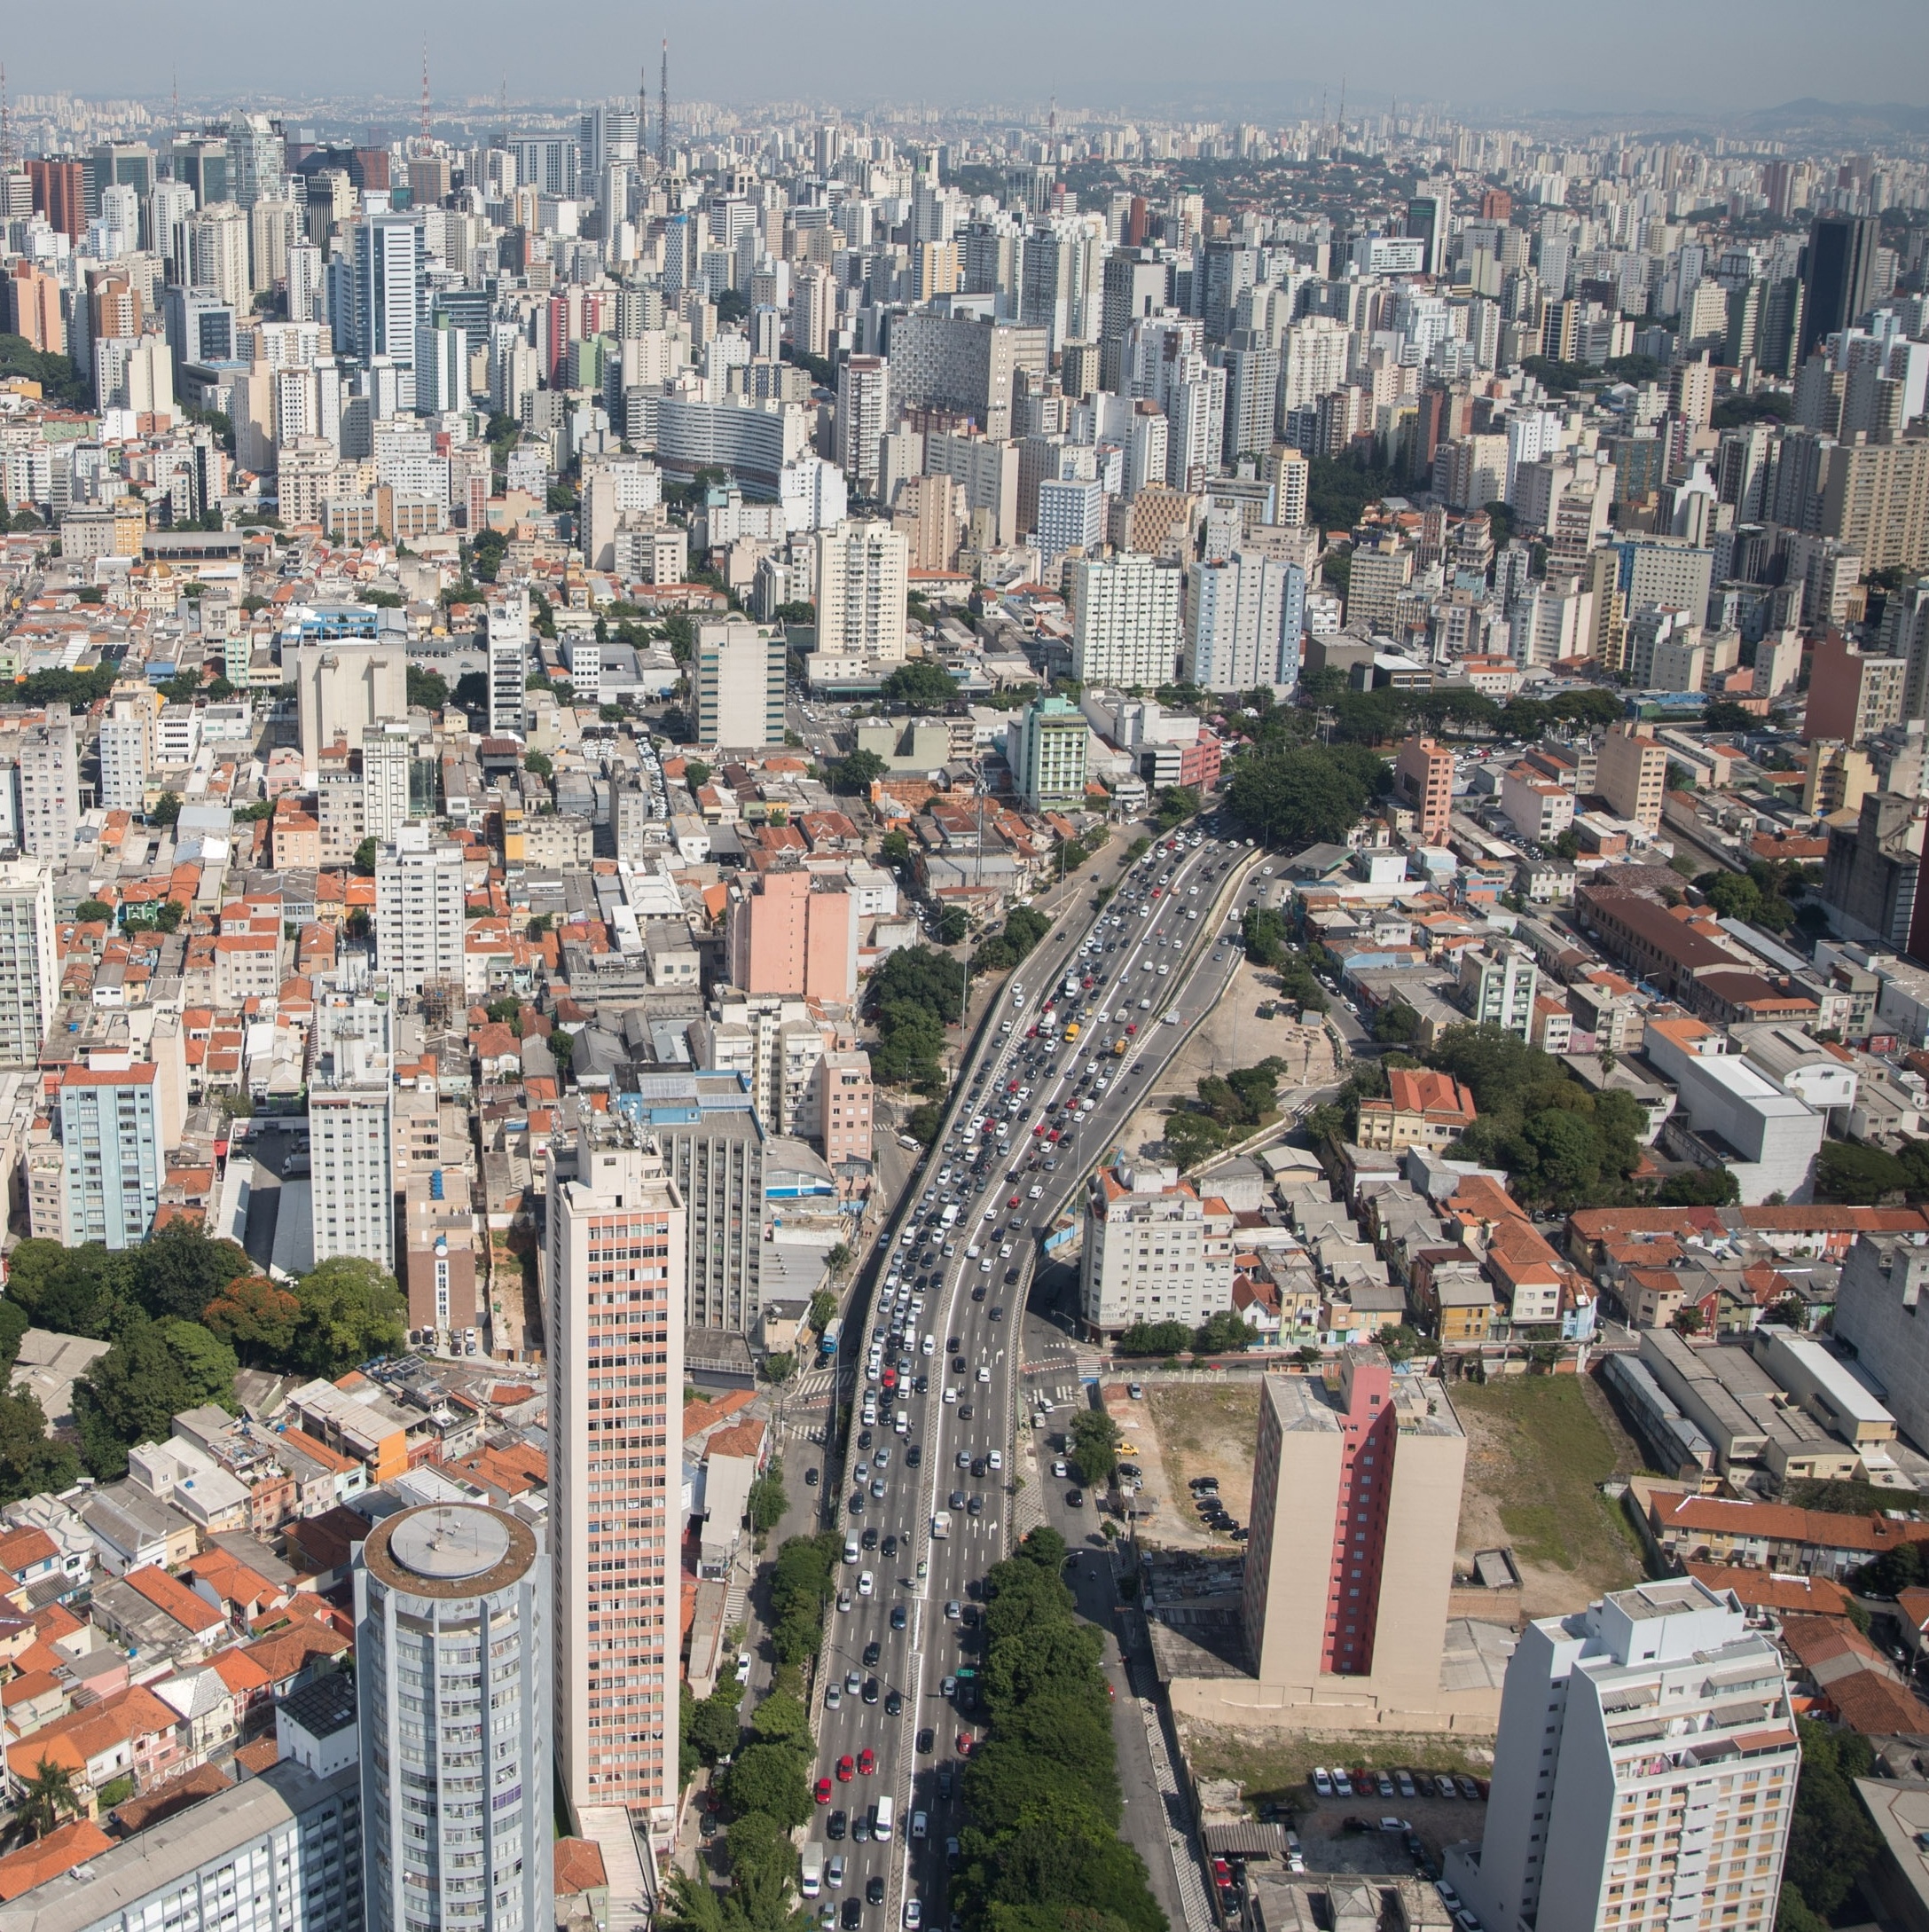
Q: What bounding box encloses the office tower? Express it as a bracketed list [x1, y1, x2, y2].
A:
[835, 354, 890, 484]
[1007, 694, 1089, 811]
[186, 200, 251, 313]
[1070, 553, 1183, 687]
[226, 112, 285, 207]
[1035, 475, 1105, 562]
[1221, 338, 1280, 464]
[357, 1504, 552, 1932]
[725, 869, 858, 1002]
[1098, 251, 1172, 391]
[613, 1068, 765, 1333]
[1800, 213, 1880, 365]
[27, 158, 84, 239]
[546, 1127, 686, 1825]
[59, 1061, 161, 1249]
[98, 695, 152, 812]
[812, 521, 909, 663]
[309, 982, 396, 1274]
[1080, 1156, 1237, 1336]
[1447, 1576, 1796, 1932]
[1596, 722, 1669, 835]
[0, 859, 58, 1067]
[375, 829, 467, 998]
[1242, 1350, 1465, 1692]
[487, 594, 530, 738]
[18, 703, 77, 860]
[351, 216, 420, 367]
[1406, 194, 1447, 276]
[1392, 735, 1455, 844]
[362, 722, 429, 846]
[694, 616, 785, 750]
[1184, 550, 1306, 693]
[294, 643, 410, 773]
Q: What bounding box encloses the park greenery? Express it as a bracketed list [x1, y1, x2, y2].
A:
[953, 1526, 1164, 1932]
[1778, 1720, 1879, 1932]
[1815, 1136, 1929, 1206]
[824, 749, 887, 795]
[1151, 785, 1200, 831]
[1066, 1411, 1121, 1488]
[1116, 1310, 1254, 1358]
[4, 1229, 405, 1480]
[880, 662, 960, 711]
[1162, 1057, 1288, 1170]
[868, 945, 968, 1091]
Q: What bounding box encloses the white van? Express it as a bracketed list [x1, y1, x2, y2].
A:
[873, 1795, 895, 1842]
[843, 1536, 860, 1564]
[801, 1845, 824, 1897]
[931, 1510, 952, 1538]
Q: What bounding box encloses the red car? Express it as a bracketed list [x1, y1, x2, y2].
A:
[1125, 1022, 1138, 1036]
[815, 1778, 833, 1804]
[956, 1732, 974, 1757]
[1032, 1122, 1047, 1136]
[1007, 1080, 1019, 1092]
[1008, 1193, 1020, 1207]
[857, 1748, 876, 1776]
[836, 1755, 854, 1782]
[1150, 887, 1162, 899]
[1025, 1025, 1039, 1039]
[883, 1368, 898, 1390]
[1047, 1128, 1062, 1143]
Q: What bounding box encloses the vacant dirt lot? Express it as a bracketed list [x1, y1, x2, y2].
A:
[1454, 1372, 1648, 1616]
[1115, 954, 1337, 1163]
[1124, 1377, 1264, 1550]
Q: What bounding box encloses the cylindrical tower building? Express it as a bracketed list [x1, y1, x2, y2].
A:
[356, 1503, 552, 1932]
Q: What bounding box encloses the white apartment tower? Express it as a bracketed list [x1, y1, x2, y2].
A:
[98, 697, 153, 812]
[487, 593, 530, 738]
[1447, 1576, 1797, 1932]
[374, 828, 467, 997]
[546, 1127, 686, 1828]
[813, 521, 909, 664]
[1070, 554, 1183, 689]
[362, 722, 420, 847]
[1184, 552, 1307, 694]
[357, 1503, 553, 1932]
[18, 704, 78, 859]
[0, 859, 59, 1067]
[1079, 1157, 1238, 1338]
[307, 980, 396, 1273]
[694, 616, 786, 750]
[835, 355, 890, 486]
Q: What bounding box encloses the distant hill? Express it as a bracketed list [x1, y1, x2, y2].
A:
[1738, 98, 1929, 139]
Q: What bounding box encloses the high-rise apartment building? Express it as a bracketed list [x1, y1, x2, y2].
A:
[375, 829, 467, 997]
[19, 703, 78, 859]
[1801, 631, 1909, 745]
[186, 201, 251, 312]
[546, 1128, 686, 1826]
[1456, 938, 1541, 1037]
[694, 616, 785, 750]
[1006, 695, 1090, 811]
[1597, 721, 1669, 834]
[1035, 475, 1105, 561]
[59, 1060, 161, 1249]
[0, 858, 59, 1068]
[294, 642, 409, 774]
[350, 215, 420, 367]
[1070, 554, 1183, 688]
[308, 982, 396, 1275]
[357, 1503, 552, 1932]
[725, 868, 858, 1003]
[1242, 1350, 1467, 1699]
[835, 354, 890, 485]
[1270, 445, 1310, 527]
[486, 594, 530, 739]
[812, 521, 909, 664]
[1079, 1156, 1237, 1338]
[1447, 1575, 1796, 1932]
[689, 992, 831, 1142]
[1183, 550, 1306, 693]
[819, 1050, 874, 1169]
[98, 697, 153, 813]
[1392, 734, 1455, 843]
[362, 722, 431, 847]
[1820, 436, 1929, 577]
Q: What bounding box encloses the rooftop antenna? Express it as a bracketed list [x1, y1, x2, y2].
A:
[657, 37, 669, 173]
[419, 39, 431, 146]
[1337, 74, 1346, 155]
[170, 66, 179, 137]
[498, 76, 507, 148]
[638, 59, 649, 169]
[0, 64, 12, 177]
[1048, 95, 1056, 141]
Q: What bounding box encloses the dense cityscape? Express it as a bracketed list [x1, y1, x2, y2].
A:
[0, 46, 1925, 1932]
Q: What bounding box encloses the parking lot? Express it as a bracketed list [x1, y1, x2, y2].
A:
[1294, 1776, 1490, 1873]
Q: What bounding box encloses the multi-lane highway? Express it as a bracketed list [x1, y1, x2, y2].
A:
[798, 822, 1265, 1931]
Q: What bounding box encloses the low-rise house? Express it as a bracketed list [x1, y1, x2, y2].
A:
[1353, 1067, 1478, 1155]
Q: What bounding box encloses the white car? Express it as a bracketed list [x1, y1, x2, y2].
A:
[988, 1449, 1003, 1470]
[976, 1365, 991, 1383]
[826, 1681, 843, 1708]
[1053, 1457, 1068, 1477]
[858, 1570, 875, 1597]
[921, 1335, 936, 1355]
[944, 1386, 958, 1404]
[904, 1905, 922, 1930]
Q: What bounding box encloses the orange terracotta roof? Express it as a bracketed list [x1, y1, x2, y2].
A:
[0, 1818, 114, 1901]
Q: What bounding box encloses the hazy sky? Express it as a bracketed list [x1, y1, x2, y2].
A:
[18, 0, 1929, 122]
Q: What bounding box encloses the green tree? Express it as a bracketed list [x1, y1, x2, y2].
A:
[880, 662, 960, 710]
[748, 1690, 813, 1751]
[1225, 743, 1379, 845]
[524, 750, 553, 780]
[0, 1386, 79, 1505]
[1161, 1109, 1226, 1168]
[1116, 1322, 1192, 1357]
[1242, 904, 1287, 965]
[687, 1689, 743, 1764]
[158, 1318, 239, 1408]
[937, 904, 972, 945]
[289, 1257, 408, 1377]
[724, 1742, 812, 1830]
[74, 898, 113, 923]
[1067, 1410, 1121, 1487]
[1195, 1309, 1252, 1355]
[74, 1323, 217, 1479]
[1784, 1720, 1879, 1918]
[407, 666, 449, 711]
[747, 1459, 787, 1534]
[880, 829, 912, 867]
[1657, 1165, 1743, 1206]
[4, 1242, 131, 1339]
[906, 1103, 944, 1145]
[130, 1221, 255, 1322]
[1698, 870, 1761, 923]
[1816, 1139, 1908, 1206]
[351, 837, 379, 876]
[148, 791, 183, 828]
[1152, 785, 1201, 829]
[826, 749, 888, 795]
[14, 1758, 79, 1841]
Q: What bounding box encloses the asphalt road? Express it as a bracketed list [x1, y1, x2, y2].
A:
[798, 823, 1266, 1931]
